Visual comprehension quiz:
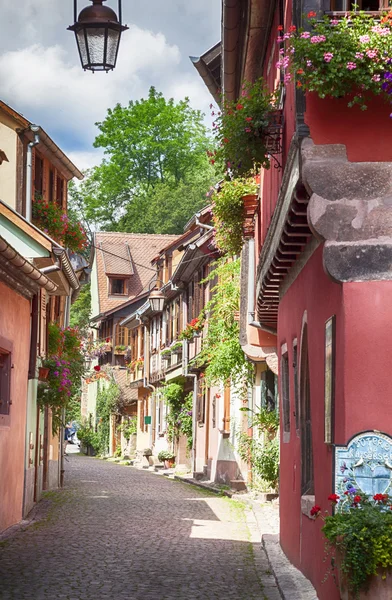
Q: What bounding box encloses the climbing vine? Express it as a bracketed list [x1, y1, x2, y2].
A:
[162, 384, 193, 450]
[95, 381, 121, 455]
[194, 258, 253, 389]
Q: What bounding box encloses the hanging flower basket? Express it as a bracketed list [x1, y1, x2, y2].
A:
[38, 366, 50, 381]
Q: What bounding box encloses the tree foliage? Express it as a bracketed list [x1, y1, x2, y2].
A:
[71, 87, 218, 233]
[70, 283, 91, 335]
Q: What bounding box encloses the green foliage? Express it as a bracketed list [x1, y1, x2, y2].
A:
[240, 406, 280, 435]
[281, 12, 392, 110]
[321, 492, 392, 598]
[117, 417, 137, 441]
[77, 425, 100, 451]
[65, 395, 81, 424]
[212, 78, 276, 176]
[237, 433, 279, 490]
[74, 87, 219, 233]
[212, 177, 258, 256]
[70, 284, 91, 335]
[38, 323, 85, 433]
[32, 195, 88, 252]
[157, 450, 176, 462]
[162, 385, 193, 450]
[95, 382, 121, 455]
[194, 258, 253, 388]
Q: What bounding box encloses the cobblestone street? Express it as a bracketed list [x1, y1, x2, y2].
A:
[0, 455, 281, 600]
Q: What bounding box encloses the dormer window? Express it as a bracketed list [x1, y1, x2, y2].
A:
[109, 278, 127, 295]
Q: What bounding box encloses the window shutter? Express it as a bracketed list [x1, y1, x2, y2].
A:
[178, 294, 183, 334]
[194, 273, 200, 317]
[39, 290, 48, 357]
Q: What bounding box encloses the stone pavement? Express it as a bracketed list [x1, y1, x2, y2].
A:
[0, 454, 281, 600]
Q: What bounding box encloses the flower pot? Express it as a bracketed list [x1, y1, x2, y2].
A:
[38, 367, 50, 381]
[164, 458, 175, 469]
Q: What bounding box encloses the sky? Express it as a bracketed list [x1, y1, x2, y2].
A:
[0, 1, 220, 171]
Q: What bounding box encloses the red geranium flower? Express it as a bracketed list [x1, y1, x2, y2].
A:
[310, 505, 321, 517]
[328, 494, 340, 503]
[94, 365, 101, 372]
[236, 103, 244, 110]
[289, 25, 296, 32]
[245, 117, 253, 122]
[353, 495, 361, 503]
[106, 338, 110, 343]
[277, 25, 284, 31]
[308, 10, 317, 17]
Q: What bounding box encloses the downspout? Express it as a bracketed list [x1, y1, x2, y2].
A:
[195, 214, 214, 232]
[247, 237, 277, 335]
[25, 126, 40, 223]
[183, 337, 198, 474]
[143, 323, 155, 449]
[60, 293, 71, 488]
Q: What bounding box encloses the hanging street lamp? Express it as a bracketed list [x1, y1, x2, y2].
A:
[148, 281, 165, 313]
[68, 0, 128, 72]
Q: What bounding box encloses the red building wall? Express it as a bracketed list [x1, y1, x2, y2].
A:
[0, 281, 31, 532]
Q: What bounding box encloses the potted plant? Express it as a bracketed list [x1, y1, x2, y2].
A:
[212, 177, 258, 256]
[114, 344, 127, 354]
[279, 11, 392, 112]
[157, 449, 176, 469]
[179, 317, 205, 341]
[170, 341, 183, 354]
[209, 78, 278, 176]
[38, 366, 50, 381]
[312, 492, 392, 599]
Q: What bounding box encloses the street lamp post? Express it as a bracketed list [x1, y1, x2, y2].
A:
[68, 0, 128, 72]
[149, 281, 165, 313]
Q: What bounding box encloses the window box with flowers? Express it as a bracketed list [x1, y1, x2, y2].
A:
[279, 11, 392, 112]
[212, 177, 259, 256]
[179, 318, 204, 341]
[114, 344, 128, 355]
[209, 78, 280, 177]
[32, 195, 88, 253]
[312, 491, 392, 599]
[170, 341, 183, 355]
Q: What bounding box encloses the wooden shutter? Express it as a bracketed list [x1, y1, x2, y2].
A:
[39, 289, 48, 357]
[28, 294, 39, 379]
[178, 294, 183, 334]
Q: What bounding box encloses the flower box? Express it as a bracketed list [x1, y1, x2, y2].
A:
[38, 366, 50, 381]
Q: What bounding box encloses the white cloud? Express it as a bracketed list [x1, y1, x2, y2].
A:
[0, 25, 181, 147]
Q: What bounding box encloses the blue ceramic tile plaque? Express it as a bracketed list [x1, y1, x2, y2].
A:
[335, 431, 392, 507]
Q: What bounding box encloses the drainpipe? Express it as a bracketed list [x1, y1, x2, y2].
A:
[183, 337, 198, 474]
[142, 323, 155, 449]
[247, 237, 277, 336]
[195, 213, 214, 232]
[25, 126, 40, 223]
[60, 293, 71, 488]
[40, 253, 61, 276]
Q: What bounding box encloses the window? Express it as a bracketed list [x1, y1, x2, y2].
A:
[34, 154, 44, 196]
[300, 322, 314, 496]
[109, 278, 126, 295]
[0, 350, 11, 416]
[56, 176, 64, 207]
[293, 340, 300, 434]
[324, 316, 336, 444]
[281, 348, 290, 438]
[329, 0, 384, 10]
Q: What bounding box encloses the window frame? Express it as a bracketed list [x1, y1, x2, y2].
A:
[281, 344, 290, 442]
[0, 338, 12, 424]
[109, 277, 127, 296]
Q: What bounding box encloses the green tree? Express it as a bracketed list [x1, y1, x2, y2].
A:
[72, 87, 218, 233]
[70, 283, 91, 335]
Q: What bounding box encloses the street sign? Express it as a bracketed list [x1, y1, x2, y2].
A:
[144, 416, 152, 425]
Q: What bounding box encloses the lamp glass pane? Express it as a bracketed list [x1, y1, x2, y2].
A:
[76, 30, 89, 67]
[85, 27, 106, 68]
[106, 28, 121, 67]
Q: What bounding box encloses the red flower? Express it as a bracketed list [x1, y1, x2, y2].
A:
[297, 69, 304, 75]
[245, 117, 253, 122]
[94, 365, 101, 372]
[353, 495, 361, 503]
[296, 82, 302, 88]
[236, 103, 244, 110]
[310, 505, 321, 517]
[308, 10, 317, 17]
[223, 137, 229, 144]
[289, 25, 296, 32]
[106, 338, 110, 343]
[277, 25, 284, 31]
[374, 493, 389, 502]
[328, 494, 340, 503]
[210, 159, 215, 164]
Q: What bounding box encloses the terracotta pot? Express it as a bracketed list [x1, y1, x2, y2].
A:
[38, 367, 50, 381]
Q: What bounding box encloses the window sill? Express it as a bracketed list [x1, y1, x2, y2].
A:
[301, 494, 316, 519]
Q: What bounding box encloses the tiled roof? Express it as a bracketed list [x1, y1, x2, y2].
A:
[94, 232, 180, 315]
[113, 369, 138, 404]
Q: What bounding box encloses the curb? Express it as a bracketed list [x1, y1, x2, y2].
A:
[173, 475, 234, 497]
